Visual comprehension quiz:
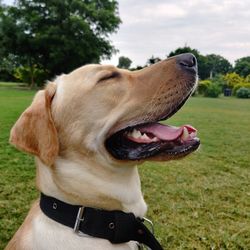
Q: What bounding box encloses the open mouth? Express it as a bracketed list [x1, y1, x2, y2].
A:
[105, 121, 200, 160]
[105, 53, 200, 161]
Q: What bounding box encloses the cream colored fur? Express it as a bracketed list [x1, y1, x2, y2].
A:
[6, 58, 197, 250]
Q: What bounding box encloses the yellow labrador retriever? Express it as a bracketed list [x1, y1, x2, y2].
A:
[6, 53, 199, 250]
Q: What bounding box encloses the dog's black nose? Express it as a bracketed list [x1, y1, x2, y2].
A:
[177, 53, 197, 72]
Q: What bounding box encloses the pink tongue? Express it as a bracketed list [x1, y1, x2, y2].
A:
[139, 123, 196, 141]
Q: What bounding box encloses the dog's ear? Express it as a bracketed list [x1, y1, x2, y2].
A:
[9, 83, 59, 166]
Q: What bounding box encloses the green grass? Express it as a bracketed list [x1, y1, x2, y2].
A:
[0, 82, 26, 88]
[0, 88, 249, 249]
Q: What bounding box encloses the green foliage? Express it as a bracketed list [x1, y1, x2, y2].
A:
[168, 46, 200, 58]
[130, 65, 144, 71]
[204, 83, 221, 98]
[1, 91, 250, 249]
[127, 55, 161, 70]
[14, 65, 48, 87]
[198, 80, 211, 95]
[167, 47, 232, 80]
[167, 46, 207, 79]
[234, 56, 250, 77]
[232, 83, 250, 95]
[0, 0, 121, 85]
[223, 72, 244, 89]
[205, 54, 232, 78]
[211, 74, 227, 89]
[147, 56, 161, 65]
[236, 87, 250, 98]
[245, 74, 250, 83]
[198, 79, 223, 98]
[117, 56, 132, 69]
[0, 54, 20, 81]
[233, 84, 244, 96]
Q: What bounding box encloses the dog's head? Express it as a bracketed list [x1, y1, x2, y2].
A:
[10, 53, 200, 168]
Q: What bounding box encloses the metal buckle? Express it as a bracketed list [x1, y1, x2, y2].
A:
[137, 243, 146, 250]
[137, 243, 152, 250]
[143, 217, 154, 235]
[137, 217, 154, 250]
[73, 207, 85, 236]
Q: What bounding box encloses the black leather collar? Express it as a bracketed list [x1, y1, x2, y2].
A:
[40, 193, 163, 250]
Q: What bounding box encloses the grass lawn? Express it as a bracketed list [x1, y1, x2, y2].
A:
[0, 82, 27, 88]
[0, 88, 249, 249]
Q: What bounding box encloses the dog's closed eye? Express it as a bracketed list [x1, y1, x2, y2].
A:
[98, 71, 121, 83]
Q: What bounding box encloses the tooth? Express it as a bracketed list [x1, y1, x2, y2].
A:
[189, 132, 197, 138]
[151, 137, 158, 142]
[181, 127, 189, 141]
[141, 133, 150, 140]
[132, 129, 141, 138]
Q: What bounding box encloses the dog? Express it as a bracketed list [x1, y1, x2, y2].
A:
[5, 53, 199, 250]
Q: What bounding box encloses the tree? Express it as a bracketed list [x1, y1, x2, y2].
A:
[234, 57, 250, 77]
[167, 46, 208, 79]
[205, 54, 232, 78]
[211, 74, 227, 90]
[0, 54, 20, 81]
[117, 56, 132, 69]
[0, 0, 121, 86]
[147, 56, 161, 65]
[167, 47, 232, 80]
[168, 46, 199, 58]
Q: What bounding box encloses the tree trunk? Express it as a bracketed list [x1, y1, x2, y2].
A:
[29, 60, 35, 89]
[30, 72, 35, 89]
[210, 70, 213, 79]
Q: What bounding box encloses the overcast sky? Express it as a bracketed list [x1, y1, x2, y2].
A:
[3, 0, 250, 66]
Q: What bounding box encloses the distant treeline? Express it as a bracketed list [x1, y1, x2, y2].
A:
[0, 0, 249, 93]
[117, 47, 250, 98]
[119, 46, 250, 80]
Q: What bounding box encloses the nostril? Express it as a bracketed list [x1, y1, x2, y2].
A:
[178, 53, 197, 68]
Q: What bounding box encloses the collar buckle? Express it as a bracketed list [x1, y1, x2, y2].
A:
[73, 207, 85, 236]
[142, 217, 154, 235]
[138, 217, 154, 250]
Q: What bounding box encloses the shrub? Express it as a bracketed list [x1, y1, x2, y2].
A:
[204, 83, 221, 98]
[14, 65, 48, 87]
[198, 80, 211, 95]
[191, 90, 197, 96]
[233, 83, 250, 95]
[236, 87, 250, 98]
[245, 74, 250, 83]
[211, 74, 227, 88]
[223, 72, 244, 88]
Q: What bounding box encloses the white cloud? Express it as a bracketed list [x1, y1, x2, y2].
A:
[3, 0, 250, 67]
[2, 0, 13, 5]
[224, 42, 250, 48]
[143, 4, 187, 19]
[103, 0, 250, 67]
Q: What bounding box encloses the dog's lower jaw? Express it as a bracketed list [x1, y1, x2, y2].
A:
[36, 157, 147, 218]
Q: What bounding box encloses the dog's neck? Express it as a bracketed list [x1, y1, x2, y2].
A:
[36, 157, 147, 218]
